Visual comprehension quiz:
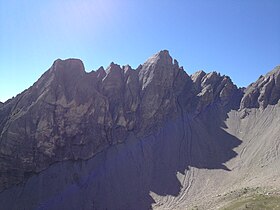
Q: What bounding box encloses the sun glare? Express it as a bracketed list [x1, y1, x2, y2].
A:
[41, 0, 119, 34]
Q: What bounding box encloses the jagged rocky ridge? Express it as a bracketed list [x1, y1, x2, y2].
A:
[0, 50, 242, 191]
[0, 51, 279, 209]
[241, 66, 280, 109]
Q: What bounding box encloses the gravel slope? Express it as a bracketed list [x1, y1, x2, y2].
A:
[0, 102, 279, 209]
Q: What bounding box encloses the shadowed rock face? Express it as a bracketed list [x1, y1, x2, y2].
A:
[0, 107, 242, 210]
[0, 51, 279, 209]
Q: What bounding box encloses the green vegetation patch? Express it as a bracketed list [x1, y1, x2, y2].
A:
[223, 194, 280, 210]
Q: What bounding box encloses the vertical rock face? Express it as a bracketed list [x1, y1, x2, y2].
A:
[0, 59, 112, 190]
[138, 50, 191, 134]
[0, 50, 280, 210]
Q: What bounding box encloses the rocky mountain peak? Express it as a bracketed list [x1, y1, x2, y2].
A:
[104, 62, 123, 79]
[191, 70, 206, 83]
[190, 71, 241, 113]
[138, 50, 178, 90]
[143, 49, 173, 66]
[50, 58, 85, 77]
[35, 58, 85, 92]
[136, 50, 190, 131]
[123, 65, 132, 73]
[95, 66, 106, 79]
[102, 62, 125, 96]
[155, 49, 173, 64]
[240, 65, 280, 109]
[140, 50, 174, 74]
[191, 70, 206, 93]
[106, 62, 122, 73]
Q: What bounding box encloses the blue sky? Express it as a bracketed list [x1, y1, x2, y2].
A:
[0, 0, 279, 102]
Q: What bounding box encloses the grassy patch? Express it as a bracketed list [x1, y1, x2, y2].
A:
[223, 194, 280, 210]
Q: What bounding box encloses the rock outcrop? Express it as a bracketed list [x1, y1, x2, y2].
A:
[191, 71, 242, 113]
[240, 65, 280, 109]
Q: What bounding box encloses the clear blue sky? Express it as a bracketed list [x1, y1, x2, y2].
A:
[0, 0, 279, 102]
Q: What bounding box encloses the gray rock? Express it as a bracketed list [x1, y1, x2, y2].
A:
[191, 71, 241, 113]
[138, 50, 188, 134]
[240, 66, 280, 109]
[0, 50, 278, 199]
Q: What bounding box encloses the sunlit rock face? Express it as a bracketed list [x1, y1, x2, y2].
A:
[0, 51, 280, 210]
[240, 65, 280, 109]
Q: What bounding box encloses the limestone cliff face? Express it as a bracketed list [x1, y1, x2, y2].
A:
[0, 50, 278, 194]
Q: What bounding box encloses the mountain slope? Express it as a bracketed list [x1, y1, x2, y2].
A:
[0, 51, 279, 209]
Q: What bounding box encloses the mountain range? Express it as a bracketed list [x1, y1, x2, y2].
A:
[0, 50, 279, 209]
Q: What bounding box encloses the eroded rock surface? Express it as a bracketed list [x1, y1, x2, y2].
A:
[191, 71, 242, 113]
[240, 66, 280, 109]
